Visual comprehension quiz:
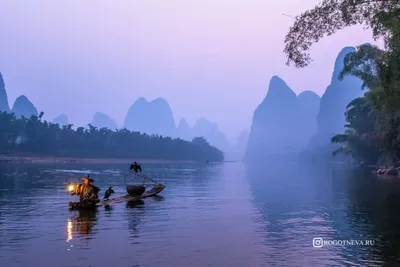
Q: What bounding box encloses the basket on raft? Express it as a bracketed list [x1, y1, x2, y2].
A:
[125, 184, 146, 196]
[124, 171, 162, 196]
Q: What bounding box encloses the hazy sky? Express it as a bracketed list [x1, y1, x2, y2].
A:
[0, 0, 378, 142]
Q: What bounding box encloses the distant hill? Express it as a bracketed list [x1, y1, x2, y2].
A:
[296, 90, 321, 148]
[124, 97, 176, 137]
[11, 95, 38, 118]
[245, 76, 320, 161]
[122, 97, 232, 153]
[303, 46, 364, 161]
[237, 130, 249, 153]
[191, 118, 231, 153]
[0, 73, 10, 112]
[228, 129, 249, 161]
[91, 112, 118, 130]
[52, 114, 68, 126]
[177, 119, 191, 140]
[309, 46, 364, 147]
[176, 117, 231, 154]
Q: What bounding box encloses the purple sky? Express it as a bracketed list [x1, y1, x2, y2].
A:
[0, 0, 379, 142]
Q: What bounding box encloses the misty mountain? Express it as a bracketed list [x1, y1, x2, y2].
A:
[296, 90, 321, 146]
[306, 46, 364, 152]
[177, 118, 191, 140]
[11, 95, 38, 118]
[0, 72, 10, 112]
[192, 118, 231, 153]
[228, 129, 249, 161]
[245, 76, 320, 161]
[176, 117, 231, 154]
[237, 129, 249, 154]
[123, 97, 176, 137]
[52, 114, 68, 126]
[122, 97, 232, 154]
[91, 112, 118, 130]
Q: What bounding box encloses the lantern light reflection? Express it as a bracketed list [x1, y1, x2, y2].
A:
[66, 220, 73, 242]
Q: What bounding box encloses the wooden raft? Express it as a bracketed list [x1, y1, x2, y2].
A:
[96, 184, 165, 207]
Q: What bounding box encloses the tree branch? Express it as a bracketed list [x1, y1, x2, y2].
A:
[284, 0, 400, 68]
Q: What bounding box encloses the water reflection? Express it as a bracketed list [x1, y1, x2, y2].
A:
[246, 164, 353, 265]
[345, 171, 400, 265]
[247, 163, 400, 266]
[126, 199, 145, 209]
[104, 204, 113, 218]
[125, 199, 145, 242]
[66, 209, 98, 242]
[152, 195, 164, 202]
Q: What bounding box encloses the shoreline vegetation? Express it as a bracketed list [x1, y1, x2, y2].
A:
[0, 112, 224, 163]
[284, 1, 400, 176]
[0, 155, 240, 164]
[0, 155, 200, 164]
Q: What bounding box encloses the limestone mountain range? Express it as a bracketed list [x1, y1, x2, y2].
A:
[0, 73, 232, 154]
[0, 45, 362, 161]
[245, 46, 365, 162]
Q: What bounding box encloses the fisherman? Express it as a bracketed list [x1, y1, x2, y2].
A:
[130, 161, 142, 173]
[73, 177, 100, 205]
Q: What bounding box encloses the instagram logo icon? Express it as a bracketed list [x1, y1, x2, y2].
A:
[313, 237, 323, 248]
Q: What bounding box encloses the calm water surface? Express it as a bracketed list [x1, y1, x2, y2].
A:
[0, 162, 400, 266]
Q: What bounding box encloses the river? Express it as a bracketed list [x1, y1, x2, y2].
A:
[0, 162, 399, 266]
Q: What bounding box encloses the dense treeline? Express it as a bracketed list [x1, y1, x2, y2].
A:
[284, 0, 400, 166]
[0, 111, 224, 161]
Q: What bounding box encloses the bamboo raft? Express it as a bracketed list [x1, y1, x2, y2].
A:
[68, 172, 165, 210]
[96, 184, 165, 206]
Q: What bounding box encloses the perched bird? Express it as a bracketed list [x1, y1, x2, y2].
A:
[103, 186, 115, 200]
[130, 162, 142, 173]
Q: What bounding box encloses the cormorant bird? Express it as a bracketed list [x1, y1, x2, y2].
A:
[103, 186, 115, 200]
[130, 162, 142, 173]
[136, 162, 142, 172]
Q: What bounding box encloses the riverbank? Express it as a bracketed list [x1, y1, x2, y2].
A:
[0, 155, 199, 165]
